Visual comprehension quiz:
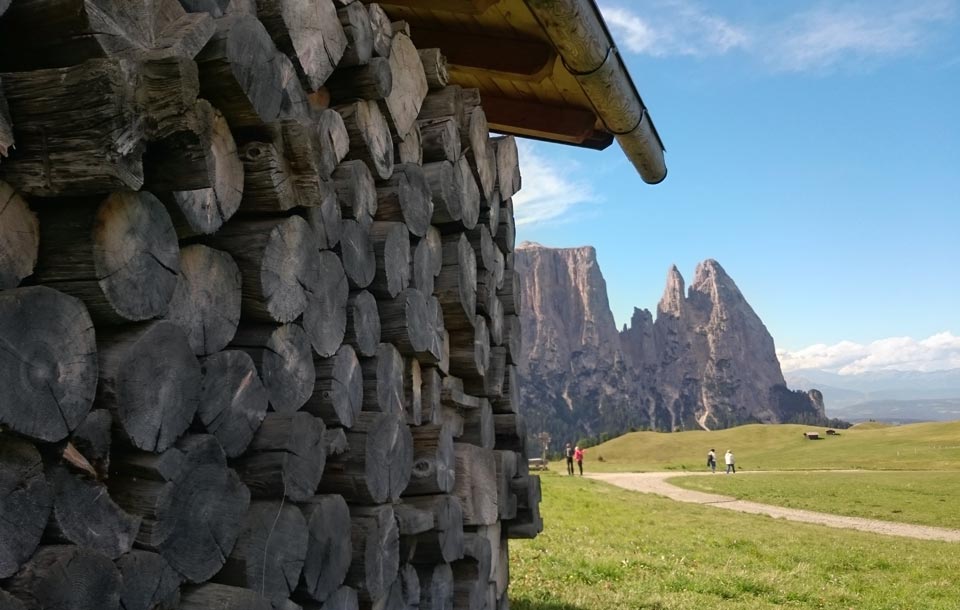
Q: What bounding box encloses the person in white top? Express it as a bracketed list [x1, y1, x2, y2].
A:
[724, 450, 735, 474]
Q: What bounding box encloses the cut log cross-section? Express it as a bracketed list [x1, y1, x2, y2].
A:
[345, 504, 399, 604]
[395, 121, 423, 166]
[237, 141, 300, 213]
[368, 221, 412, 298]
[339, 219, 377, 290]
[196, 350, 269, 458]
[378, 288, 434, 361]
[360, 342, 404, 415]
[418, 48, 450, 91]
[256, 0, 347, 91]
[456, 154, 481, 230]
[334, 159, 377, 224]
[230, 323, 315, 413]
[345, 290, 381, 358]
[0, 437, 51, 579]
[419, 118, 460, 163]
[368, 3, 394, 58]
[404, 494, 464, 564]
[302, 250, 349, 358]
[326, 57, 393, 103]
[376, 163, 434, 237]
[116, 551, 182, 610]
[491, 135, 521, 199]
[423, 160, 462, 225]
[304, 344, 363, 428]
[417, 562, 454, 610]
[337, 1, 374, 67]
[179, 584, 271, 610]
[412, 226, 442, 296]
[298, 494, 353, 603]
[234, 411, 327, 502]
[453, 443, 499, 526]
[0, 182, 38, 290]
[336, 99, 394, 180]
[405, 424, 456, 496]
[436, 233, 477, 331]
[381, 33, 428, 139]
[5, 545, 121, 610]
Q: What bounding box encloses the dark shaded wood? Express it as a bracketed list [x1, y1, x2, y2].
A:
[453, 443, 498, 526]
[464, 346, 505, 399]
[375, 163, 433, 237]
[460, 398, 494, 450]
[496, 198, 516, 253]
[393, 504, 434, 537]
[164, 244, 242, 356]
[421, 366, 442, 426]
[346, 504, 399, 602]
[340, 218, 377, 290]
[395, 120, 423, 166]
[494, 451, 518, 521]
[197, 350, 268, 458]
[297, 494, 352, 602]
[327, 57, 392, 103]
[337, 100, 394, 180]
[97, 321, 201, 452]
[177, 0, 231, 16]
[368, 3, 394, 57]
[436, 233, 476, 331]
[237, 140, 301, 212]
[319, 411, 412, 504]
[234, 412, 327, 501]
[5, 545, 121, 610]
[467, 224, 497, 277]
[417, 562, 453, 610]
[456, 154, 481, 230]
[452, 534, 490, 610]
[427, 295, 447, 366]
[305, 190, 344, 250]
[0, 78, 12, 161]
[369, 221, 412, 298]
[380, 33, 427, 139]
[179, 584, 271, 610]
[315, 586, 359, 610]
[0, 287, 98, 443]
[345, 290, 381, 357]
[404, 424, 455, 496]
[325, 427, 349, 456]
[360, 342, 404, 415]
[422, 161, 461, 225]
[304, 344, 363, 428]
[417, 85, 463, 126]
[478, 187, 500, 237]
[0, 182, 37, 289]
[47, 466, 140, 559]
[302, 250, 349, 357]
[69, 409, 112, 477]
[412, 226, 442, 296]
[486, 296, 505, 347]
[378, 288, 433, 360]
[267, 114, 347, 203]
[404, 357, 422, 426]
[404, 494, 464, 564]
[498, 265, 520, 316]
[0, 437, 51, 579]
[33, 192, 180, 325]
[419, 118, 460, 163]
[334, 159, 377, 224]
[230, 323, 315, 413]
[441, 376, 480, 411]
[116, 550, 182, 610]
[337, 2, 374, 67]
[256, 0, 347, 90]
[503, 314, 521, 365]
[412, 27, 554, 81]
[417, 48, 449, 91]
[464, 110, 497, 202]
[216, 500, 308, 603]
[492, 414, 525, 453]
[491, 364, 519, 415]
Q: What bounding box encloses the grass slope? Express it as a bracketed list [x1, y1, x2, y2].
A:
[583, 421, 960, 473]
[511, 474, 960, 610]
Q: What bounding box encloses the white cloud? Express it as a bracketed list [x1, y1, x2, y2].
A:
[601, 2, 748, 58]
[512, 141, 596, 227]
[778, 332, 960, 374]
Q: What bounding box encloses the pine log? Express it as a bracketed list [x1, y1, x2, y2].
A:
[164, 244, 242, 355]
[298, 494, 353, 603]
[453, 443, 498, 526]
[505, 475, 542, 539]
[393, 504, 434, 537]
[487, 297, 505, 347]
[495, 451, 518, 521]
[0, 287, 97, 442]
[0, 0, 214, 69]
[96, 321, 201, 452]
[237, 141, 301, 212]
[496, 198, 516, 253]
[303, 250, 349, 357]
[337, 100, 394, 180]
[464, 346, 505, 399]
[368, 3, 394, 58]
[267, 111, 349, 190]
[206, 215, 320, 323]
[315, 586, 359, 610]
[417, 85, 463, 126]
[378, 288, 434, 360]
[326, 57, 392, 102]
[116, 550, 182, 610]
[478, 187, 500, 237]
[441, 376, 480, 411]
[305, 191, 344, 250]
[345, 504, 399, 603]
[334, 159, 377, 224]
[456, 154, 481, 230]
[5, 546, 121, 610]
[256, 0, 347, 90]
[427, 295, 448, 366]
[419, 118, 460, 164]
[449, 312, 488, 381]
[493, 414, 526, 454]
[69, 409, 112, 477]
[179, 584, 272, 610]
[503, 314, 521, 365]
[345, 290, 381, 357]
[340, 218, 377, 289]
[230, 323, 315, 413]
[304, 344, 363, 428]
[360, 342, 404, 414]
[412, 226, 442, 296]
[0, 437, 51, 579]
[467, 224, 497, 275]
[46, 466, 140, 559]
[318, 411, 412, 504]
[491, 364, 519, 415]
[464, 110, 497, 202]
[395, 120, 423, 166]
[460, 399, 494, 450]
[375, 163, 433, 237]
[498, 266, 520, 316]
[452, 534, 490, 610]
[422, 160, 461, 225]
[491, 135, 521, 199]
[197, 350, 269, 458]
[403, 494, 464, 564]
[369, 221, 412, 298]
[33, 192, 180, 325]
[0, 182, 37, 289]
[436, 233, 476, 331]
[0, 78, 12, 160]
[418, 48, 449, 91]
[404, 357, 423, 426]
[233, 412, 327, 501]
[337, 2, 374, 67]
[216, 501, 309, 603]
[380, 33, 427, 139]
[417, 563, 453, 610]
[404, 424, 455, 496]
[493, 246, 506, 289]
[421, 365, 442, 425]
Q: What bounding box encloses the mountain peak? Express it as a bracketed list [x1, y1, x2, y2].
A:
[657, 264, 686, 318]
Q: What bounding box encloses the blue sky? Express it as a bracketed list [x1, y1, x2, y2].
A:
[513, 0, 960, 374]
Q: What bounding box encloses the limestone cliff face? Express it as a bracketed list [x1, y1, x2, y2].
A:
[516, 245, 829, 445]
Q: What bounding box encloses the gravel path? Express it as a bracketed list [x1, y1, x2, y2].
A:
[587, 471, 960, 542]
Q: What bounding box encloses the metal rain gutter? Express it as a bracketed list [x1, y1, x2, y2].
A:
[523, 0, 667, 184]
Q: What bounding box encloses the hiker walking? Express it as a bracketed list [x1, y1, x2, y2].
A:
[707, 448, 717, 473]
[574, 445, 584, 476]
[724, 449, 735, 474]
[564, 443, 575, 475]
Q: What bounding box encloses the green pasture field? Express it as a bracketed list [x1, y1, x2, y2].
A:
[510, 473, 960, 610]
[667, 471, 960, 529]
[582, 421, 960, 473]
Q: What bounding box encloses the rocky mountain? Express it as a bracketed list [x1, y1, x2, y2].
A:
[516, 243, 834, 447]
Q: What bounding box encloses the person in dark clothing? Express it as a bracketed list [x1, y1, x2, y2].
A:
[564, 443, 575, 475]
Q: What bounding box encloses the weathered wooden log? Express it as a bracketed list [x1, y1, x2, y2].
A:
[496, 198, 516, 253]
[163, 244, 241, 356]
[46, 466, 140, 559]
[0, 0, 214, 69]
[337, 2, 374, 67]
[503, 314, 521, 365]
[498, 266, 520, 316]
[345, 290, 381, 357]
[230, 323, 315, 412]
[404, 424, 455, 496]
[97, 321, 200, 452]
[404, 357, 423, 426]
[33, 192, 180, 325]
[298, 494, 353, 602]
[421, 366, 442, 426]
[417, 562, 453, 610]
[237, 141, 301, 212]
[5, 545, 121, 610]
[336, 100, 394, 180]
[453, 533, 491, 610]
[109, 435, 250, 582]
[0, 437, 51, 579]
[475, 269, 497, 317]
[491, 135, 521, 199]
[417, 85, 463, 126]
[234, 412, 326, 501]
[0, 182, 37, 289]
[334, 159, 377, 224]
[69, 409, 112, 477]
[302, 250, 349, 357]
[206, 215, 320, 323]
[426, 294, 448, 366]
[486, 296, 505, 347]
[145, 100, 243, 235]
[466, 224, 497, 277]
[256, 0, 347, 90]
[493, 246, 506, 289]
[460, 399, 494, 450]
[436, 233, 476, 331]
[367, 3, 393, 58]
[455, 154, 481, 230]
[411, 226, 442, 296]
[419, 118, 460, 164]
[403, 494, 464, 564]
[464, 346, 505, 399]
[453, 443, 498, 526]
[305, 192, 343, 250]
[449, 313, 488, 380]
[378, 288, 434, 361]
[116, 550, 182, 610]
[0, 287, 98, 442]
[340, 218, 377, 290]
[478, 187, 500, 237]
[393, 504, 434, 537]
[395, 120, 423, 166]
[326, 57, 392, 102]
[346, 504, 399, 602]
[318, 411, 412, 504]
[493, 414, 525, 454]
[216, 501, 308, 603]
[0, 78, 12, 160]
[494, 451, 518, 521]
[464, 110, 497, 202]
[359, 342, 404, 414]
[375, 163, 433, 237]
[0, 591, 26, 610]
[179, 584, 272, 610]
[197, 350, 268, 458]
[177, 0, 232, 16]
[421, 161, 460, 225]
[304, 344, 363, 428]
[491, 365, 519, 415]
[369, 221, 411, 298]
[313, 586, 359, 610]
[380, 33, 427, 139]
[265, 116, 347, 208]
[417, 48, 449, 91]
[506, 475, 542, 539]
[441, 376, 480, 411]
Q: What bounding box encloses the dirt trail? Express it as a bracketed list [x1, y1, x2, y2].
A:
[587, 471, 960, 542]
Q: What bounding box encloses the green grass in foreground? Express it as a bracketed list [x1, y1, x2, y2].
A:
[510, 473, 959, 610]
[584, 421, 960, 472]
[667, 471, 960, 529]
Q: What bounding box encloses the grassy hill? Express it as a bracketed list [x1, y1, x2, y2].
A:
[582, 420, 960, 472]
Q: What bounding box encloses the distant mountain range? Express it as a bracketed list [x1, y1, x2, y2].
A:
[785, 368, 960, 422]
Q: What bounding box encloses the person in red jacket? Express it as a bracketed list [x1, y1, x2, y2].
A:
[574, 446, 585, 476]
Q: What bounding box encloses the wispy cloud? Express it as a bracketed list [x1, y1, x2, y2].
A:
[512, 142, 596, 226]
[778, 332, 960, 374]
[601, 2, 748, 58]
